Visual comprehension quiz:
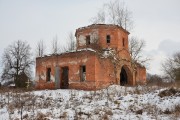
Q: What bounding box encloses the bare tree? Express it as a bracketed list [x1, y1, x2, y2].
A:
[66, 32, 76, 51]
[51, 35, 60, 54]
[36, 39, 46, 57]
[129, 36, 149, 66]
[162, 52, 180, 82]
[107, 0, 133, 31]
[1, 40, 34, 87]
[122, 7, 133, 31]
[147, 74, 163, 86]
[162, 58, 175, 81]
[90, 0, 133, 31]
[90, 8, 106, 24]
[106, 1, 116, 24]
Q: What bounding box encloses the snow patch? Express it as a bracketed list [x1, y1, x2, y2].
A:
[0, 85, 180, 119]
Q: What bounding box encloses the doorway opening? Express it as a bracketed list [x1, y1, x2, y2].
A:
[80, 65, 86, 82]
[61, 67, 69, 89]
[120, 67, 128, 86]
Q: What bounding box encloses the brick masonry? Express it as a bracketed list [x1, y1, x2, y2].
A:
[35, 24, 146, 90]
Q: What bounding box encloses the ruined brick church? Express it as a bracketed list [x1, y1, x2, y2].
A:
[35, 24, 146, 90]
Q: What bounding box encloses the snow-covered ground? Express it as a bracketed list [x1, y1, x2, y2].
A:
[0, 85, 180, 120]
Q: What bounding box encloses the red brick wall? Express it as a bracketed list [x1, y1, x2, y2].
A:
[76, 24, 129, 51]
[136, 66, 146, 84]
[36, 51, 97, 90]
[36, 51, 146, 90]
[94, 57, 116, 89]
[35, 24, 146, 90]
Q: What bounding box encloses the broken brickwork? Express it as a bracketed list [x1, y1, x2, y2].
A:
[35, 24, 146, 90]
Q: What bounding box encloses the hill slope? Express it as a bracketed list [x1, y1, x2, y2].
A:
[0, 85, 180, 120]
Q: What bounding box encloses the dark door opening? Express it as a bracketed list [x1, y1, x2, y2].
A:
[61, 67, 69, 89]
[46, 68, 51, 82]
[120, 67, 128, 86]
[80, 65, 86, 82]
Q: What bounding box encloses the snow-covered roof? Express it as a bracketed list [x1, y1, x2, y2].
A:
[8, 84, 15, 87]
[66, 48, 96, 53]
[37, 48, 97, 58]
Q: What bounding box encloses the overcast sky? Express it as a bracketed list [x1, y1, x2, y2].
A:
[0, 0, 180, 76]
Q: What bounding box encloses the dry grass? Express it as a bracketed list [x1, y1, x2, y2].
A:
[36, 112, 48, 120]
[174, 104, 180, 118]
[136, 109, 143, 115]
[158, 87, 180, 98]
[0, 84, 180, 119]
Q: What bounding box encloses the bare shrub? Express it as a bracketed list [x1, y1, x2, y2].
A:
[114, 100, 121, 108]
[101, 114, 109, 120]
[162, 105, 180, 118]
[163, 109, 172, 114]
[162, 52, 180, 83]
[136, 109, 143, 115]
[78, 111, 91, 118]
[134, 86, 141, 94]
[174, 105, 180, 113]
[23, 114, 28, 119]
[158, 87, 179, 98]
[174, 105, 180, 119]
[8, 103, 15, 114]
[60, 112, 68, 119]
[105, 109, 113, 116]
[36, 112, 47, 120]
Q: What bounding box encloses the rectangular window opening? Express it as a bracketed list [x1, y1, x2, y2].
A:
[82, 66, 86, 72]
[80, 65, 86, 82]
[86, 35, 90, 45]
[123, 38, 125, 47]
[46, 68, 51, 82]
[106, 35, 110, 43]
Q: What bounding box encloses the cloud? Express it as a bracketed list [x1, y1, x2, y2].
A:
[145, 39, 180, 75]
[158, 39, 180, 56]
[144, 50, 166, 75]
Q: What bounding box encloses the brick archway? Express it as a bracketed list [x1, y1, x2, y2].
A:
[120, 65, 133, 86]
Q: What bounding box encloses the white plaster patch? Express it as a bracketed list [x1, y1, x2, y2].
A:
[69, 61, 78, 65]
[59, 62, 66, 65]
[51, 75, 55, 82]
[41, 74, 46, 81]
[82, 58, 88, 63]
[53, 63, 56, 67]
[74, 70, 79, 75]
[69, 77, 73, 81]
[59, 58, 88, 66]
[42, 62, 46, 66]
[90, 30, 99, 43]
[79, 35, 86, 46]
[35, 75, 39, 82]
